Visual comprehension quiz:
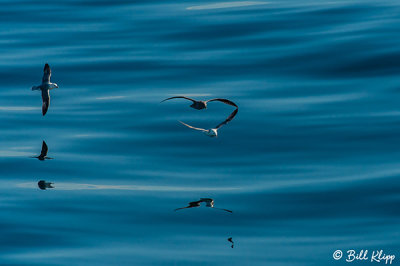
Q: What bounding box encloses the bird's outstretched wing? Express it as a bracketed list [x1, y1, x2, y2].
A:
[215, 108, 238, 129]
[41, 89, 50, 116]
[206, 98, 238, 108]
[42, 63, 51, 83]
[174, 206, 193, 211]
[179, 121, 207, 132]
[213, 207, 233, 213]
[161, 96, 196, 103]
[174, 200, 201, 211]
[40, 141, 48, 157]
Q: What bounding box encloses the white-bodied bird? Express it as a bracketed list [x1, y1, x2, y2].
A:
[32, 63, 58, 116]
[180, 108, 238, 137]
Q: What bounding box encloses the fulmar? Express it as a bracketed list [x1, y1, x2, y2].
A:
[161, 96, 237, 110]
[32, 63, 58, 116]
[179, 108, 238, 137]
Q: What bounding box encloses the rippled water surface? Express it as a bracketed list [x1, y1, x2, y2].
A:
[1, 0, 400, 265]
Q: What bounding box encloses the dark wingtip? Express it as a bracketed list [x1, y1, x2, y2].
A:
[160, 97, 173, 103]
[42, 105, 48, 116]
[160, 97, 171, 103]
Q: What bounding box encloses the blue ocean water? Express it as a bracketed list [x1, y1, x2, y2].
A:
[1, 0, 400, 265]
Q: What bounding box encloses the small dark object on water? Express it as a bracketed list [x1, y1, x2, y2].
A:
[38, 180, 54, 190]
[227, 237, 234, 248]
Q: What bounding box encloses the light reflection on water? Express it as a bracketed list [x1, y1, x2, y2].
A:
[17, 182, 240, 192]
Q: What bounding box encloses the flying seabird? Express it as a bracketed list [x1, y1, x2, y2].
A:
[174, 198, 232, 213]
[31, 63, 58, 116]
[38, 180, 54, 190]
[227, 237, 234, 248]
[179, 108, 238, 137]
[161, 96, 237, 110]
[30, 141, 53, 161]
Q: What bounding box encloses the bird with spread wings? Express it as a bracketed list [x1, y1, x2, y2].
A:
[31, 63, 59, 116]
[161, 96, 237, 110]
[179, 108, 238, 137]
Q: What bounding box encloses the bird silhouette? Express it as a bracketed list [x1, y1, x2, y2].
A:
[38, 180, 54, 190]
[227, 237, 234, 248]
[30, 141, 53, 161]
[174, 198, 232, 213]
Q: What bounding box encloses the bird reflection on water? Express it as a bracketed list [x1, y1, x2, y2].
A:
[30, 141, 53, 161]
[174, 198, 233, 213]
[38, 180, 54, 190]
[18, 182, 238, 192]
